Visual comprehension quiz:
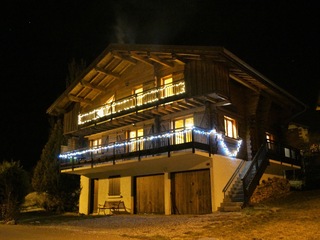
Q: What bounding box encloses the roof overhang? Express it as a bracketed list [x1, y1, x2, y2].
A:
[47, 44, 306, 116]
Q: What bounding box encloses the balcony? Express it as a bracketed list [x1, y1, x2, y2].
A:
[59, 127, 242, 170]
[78, 81, 186, 125]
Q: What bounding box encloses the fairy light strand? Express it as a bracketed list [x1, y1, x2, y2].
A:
[78, 81, 185, 125]
[59, 127, 242, 160]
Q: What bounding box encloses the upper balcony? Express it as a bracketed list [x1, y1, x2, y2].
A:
[79, 80, 186, 126]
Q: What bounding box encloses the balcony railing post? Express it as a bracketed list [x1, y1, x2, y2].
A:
[138, 139, 141, 161]
[167, 136, 171, 157]
[113, 143, 116, 165]
[208, 134, 211, 157]
[192, 129, 195, 153]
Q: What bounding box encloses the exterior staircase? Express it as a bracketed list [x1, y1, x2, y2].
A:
[219, 177, 244, 212]
[219, 143, 268, 212]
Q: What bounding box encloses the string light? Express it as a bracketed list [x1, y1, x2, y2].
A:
[59, 127, 242, 160]
[78, 81, 186, 125]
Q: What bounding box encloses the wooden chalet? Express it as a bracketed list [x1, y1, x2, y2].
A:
[47, 44, 305, 214]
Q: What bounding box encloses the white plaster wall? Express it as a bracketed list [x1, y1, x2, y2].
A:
[79, 175, 90, 215]
[211, 155, 242, 211]
[98, 178, 108, 205]
[120, 176, 132, 213]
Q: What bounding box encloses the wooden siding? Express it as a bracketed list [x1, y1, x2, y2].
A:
[171, 169, 211, 214]
[63, 103, 79, 134]
[185, 61, 229, 99]
[135, 175, 164, 214]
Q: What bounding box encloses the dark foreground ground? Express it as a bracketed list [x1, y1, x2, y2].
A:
[1, 189, 320, 240]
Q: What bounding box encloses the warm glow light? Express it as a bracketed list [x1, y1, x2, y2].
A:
[59, 127, 242, 160]
[78, 81, 185, 125]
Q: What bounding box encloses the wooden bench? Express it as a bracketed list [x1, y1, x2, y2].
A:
[98, 200, 126, 215]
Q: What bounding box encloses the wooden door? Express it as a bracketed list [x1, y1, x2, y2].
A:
[172, 169, 211, 214]
[90, 179, 99, 214]
[135, 174, 164, 214]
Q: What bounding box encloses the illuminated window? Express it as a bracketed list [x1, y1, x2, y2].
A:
[134, 87, 143, 106]
[129, 128, 144, 151]
[224, 116, 237, 138]
[91, 138, 102, 153]
[108, 176, 120, 196]
[162, 76, 173, 97]
[174, 117, 194, 144]
[266, 132, 275, 149]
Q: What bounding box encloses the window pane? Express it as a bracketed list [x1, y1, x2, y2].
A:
[163, 77, 173, 97]
[135, 87, 143, 106]
[224, 116, 237, 138]
[109, 177, 120, 196]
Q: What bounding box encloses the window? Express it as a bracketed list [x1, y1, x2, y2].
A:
[97, 95, 114, 117]
[161, 76, 173, 97]
[173, 117, 194, 144]
[90, 138, 102, 153]
[266, 132, 275, 150]
[129, 128, 144, 151]
[108, 176, 120, 196]
[224, 116, 237, 138]
[134, 87, 143, 106]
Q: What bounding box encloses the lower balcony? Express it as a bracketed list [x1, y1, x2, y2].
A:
[59, 127, 242, 170]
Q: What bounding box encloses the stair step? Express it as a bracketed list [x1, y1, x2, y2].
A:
[220, 201, 243, 207]
[219, 205, 242, 212]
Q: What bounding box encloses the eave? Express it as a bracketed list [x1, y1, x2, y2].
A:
[47, 43, 306, 116]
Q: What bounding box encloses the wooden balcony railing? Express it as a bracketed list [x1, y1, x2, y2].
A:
[59, 127, 220, 170]
[78, 81, 186, 125]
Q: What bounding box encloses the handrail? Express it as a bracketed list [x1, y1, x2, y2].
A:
[222, 160, 245, 197]
[78, 80, 186, 125]
[59, 127, 214, 169]
[242, 142, 268, 205]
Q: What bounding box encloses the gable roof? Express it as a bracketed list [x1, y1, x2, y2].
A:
[47, 44, 306, 115]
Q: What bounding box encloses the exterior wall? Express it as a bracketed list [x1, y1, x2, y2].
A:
[79, 175, 90, 215]
[260, 160, 301, 183]
[211, 155, 242, 211]
[164, 172, 171, 215]
[76, 153, 243, 215]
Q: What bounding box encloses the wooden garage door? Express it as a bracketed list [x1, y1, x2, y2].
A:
[135, 174, 164, 214]
[172, 169, 211, 214]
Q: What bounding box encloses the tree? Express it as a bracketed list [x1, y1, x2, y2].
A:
[32, 119, 80, 212]
[32, 119, 63, 195]
[0, 160, 30, 222]
[65, 58, 86, 87]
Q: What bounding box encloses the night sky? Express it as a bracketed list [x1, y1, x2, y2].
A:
[1, 0, 319, 171]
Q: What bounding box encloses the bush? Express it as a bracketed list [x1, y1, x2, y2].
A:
[0, 161, 30, 222]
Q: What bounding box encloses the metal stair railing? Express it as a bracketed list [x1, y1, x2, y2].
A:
[222, 160, 245, 198]
[242, 142, 268, 205]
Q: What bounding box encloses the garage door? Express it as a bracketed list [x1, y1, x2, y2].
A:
[135, 174, 164, 214]
[172, 169, 211, 214]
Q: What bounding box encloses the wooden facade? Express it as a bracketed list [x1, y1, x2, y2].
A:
[47, 44, 305, 214]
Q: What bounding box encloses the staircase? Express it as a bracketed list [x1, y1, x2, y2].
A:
[219, 143, 268, 212]
[219, 177, 245, 212]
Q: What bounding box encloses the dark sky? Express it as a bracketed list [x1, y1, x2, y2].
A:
[1, 0, 319, 170]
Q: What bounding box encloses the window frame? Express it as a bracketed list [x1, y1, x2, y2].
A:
[108, 176, 121, 196]
[224, 116, 238, 139]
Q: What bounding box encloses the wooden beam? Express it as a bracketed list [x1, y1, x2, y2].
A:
[230, 73, 259, 93]
[95, 67, 121, 79]
[151, 109, 163, 115]
[81, 81, 106, 92]
[130, 52, 154, 67]
[164, 105, 176, 113]
[68, 95, 92, 105]
[112, 51, 137, 65]
[148, 53, 174, 68]
[171, 53, 185, 65]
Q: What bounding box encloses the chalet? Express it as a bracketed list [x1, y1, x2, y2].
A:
[47, 44, 305, 215]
